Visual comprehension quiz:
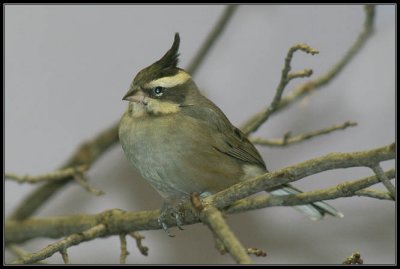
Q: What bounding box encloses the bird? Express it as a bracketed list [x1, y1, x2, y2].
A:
[119, 33, 343, 236]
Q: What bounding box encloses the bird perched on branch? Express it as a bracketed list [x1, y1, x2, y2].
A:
[119, 33, 343, 236]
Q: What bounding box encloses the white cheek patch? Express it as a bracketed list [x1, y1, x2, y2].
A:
[145, 71, 191, 89]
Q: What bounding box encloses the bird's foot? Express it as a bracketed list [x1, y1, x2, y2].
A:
[158, 196, 188, 237]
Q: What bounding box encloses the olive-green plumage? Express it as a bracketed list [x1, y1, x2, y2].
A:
[119, 33, 343, 232]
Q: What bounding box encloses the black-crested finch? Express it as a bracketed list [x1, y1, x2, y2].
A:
[119, 33, 343, 235]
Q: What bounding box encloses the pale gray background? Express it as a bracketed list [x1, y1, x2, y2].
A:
[5, 5, 395, 264]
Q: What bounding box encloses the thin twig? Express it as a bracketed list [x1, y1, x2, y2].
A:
[186, 5, 238, 74]
[129, 232, 149, 256]
[5, 165, 88, 184]
[241, 44, 318, 135]
[241, 5, 375, 135]
[191, 193, 252, 264]
[355, 188, 393, 200]
[11, 224, 107, 264]
[5, 144, 394, 245]
[73, 173, 105, 196]
[119, 234, 129, 264]
[370, 164, 395, 199]
[342, 252, 363, 265]
[60, 248, 69, 264]
[250, 121, 357, 147]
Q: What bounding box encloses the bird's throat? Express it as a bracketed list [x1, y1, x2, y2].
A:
[128, 99, 181, 118]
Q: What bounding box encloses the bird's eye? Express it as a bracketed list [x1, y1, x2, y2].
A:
[153, 87, 164, 97]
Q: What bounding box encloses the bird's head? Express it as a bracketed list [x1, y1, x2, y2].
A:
[122, 33, 197, 116]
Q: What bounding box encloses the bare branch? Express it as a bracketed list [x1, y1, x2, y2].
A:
[5, 165, 88, 184]
[129, 232, 149, 256]
[187, 5, 238, 74]
[342, 252, 363, 265]
[225, 169, 395, 215]
[250, 121, 357, 147]
[191, 193, 252, 264]
[370, 165, 395, 199]
[119, 234, 129, 264]
[206, 143, 394, 210]
[11, 224, 107, 264]
[241, 44, 318, 135]
[241, 5, 375, 135]
[5, 144, 394, 245]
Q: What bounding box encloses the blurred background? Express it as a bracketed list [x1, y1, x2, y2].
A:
[5, 5, 395, 264]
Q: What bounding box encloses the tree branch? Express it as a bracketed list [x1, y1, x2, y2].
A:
[206, 143, 394, 209]
[240, 5, 375, 135]
[225, 168, 395, 215]
[5, 144, 394, 246]
[250, 121, 357, 147]
[191, 193, 252, 264]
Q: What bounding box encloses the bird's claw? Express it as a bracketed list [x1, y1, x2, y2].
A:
[158, 215, 175, 237]
[158, 197, 186, 236]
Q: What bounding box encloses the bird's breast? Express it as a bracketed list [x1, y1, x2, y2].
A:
[119, 105, 245, 198]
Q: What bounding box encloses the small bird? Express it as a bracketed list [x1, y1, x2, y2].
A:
[119, 33, 343, 235]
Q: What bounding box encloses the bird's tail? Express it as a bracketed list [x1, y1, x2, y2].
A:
[270, 184, 344, 221]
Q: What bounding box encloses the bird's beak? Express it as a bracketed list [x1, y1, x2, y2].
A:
[122, 88, 148, 104]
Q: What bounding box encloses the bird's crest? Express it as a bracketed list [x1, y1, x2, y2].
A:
[133, 33, 182, 85]
[154, 32, 180, 69]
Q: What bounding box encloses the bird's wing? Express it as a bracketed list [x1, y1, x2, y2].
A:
[181, 103, 267, 170]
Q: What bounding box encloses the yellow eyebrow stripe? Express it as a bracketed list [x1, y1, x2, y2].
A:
[145, 71, 191, 89]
